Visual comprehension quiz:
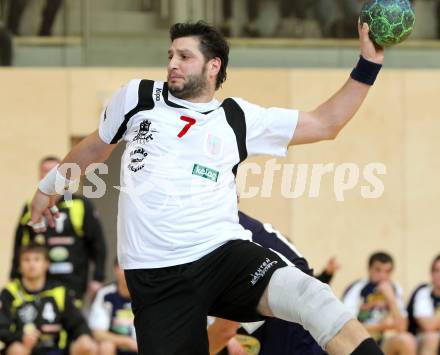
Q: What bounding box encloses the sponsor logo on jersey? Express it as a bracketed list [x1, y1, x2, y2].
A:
[128, 120, 158, 173]
[133, 120, 157, 144]
[155, 88, 162, 101]
[41, 323, 62, 333]
[18, 305, 38, 324]
[49, 262, 74, 274]
[49, 247, 69, 262]
[34, 234, 46, 245]
[48, 236, 74, 246]
[204, 133, 223, 157]
[42, 302, 56, 322]
[112, 308, 135, 335]
[250, 258, 278, 286]
[128, 147, 148, 172]
[192, 164, 219, 182]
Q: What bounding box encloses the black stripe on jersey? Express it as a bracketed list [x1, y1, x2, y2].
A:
[162, 83, 215, 114]
[222, 98, 248, 176]
[407, 283, 429, 335]
[110, 79, 155, 144]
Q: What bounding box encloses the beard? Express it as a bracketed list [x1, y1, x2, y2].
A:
[168, 66, 208, 100]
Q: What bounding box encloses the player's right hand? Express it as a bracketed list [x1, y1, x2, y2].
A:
[22, 330, 40, 350]
[377, 281, 395, 301]
[28, 189, 60, 232]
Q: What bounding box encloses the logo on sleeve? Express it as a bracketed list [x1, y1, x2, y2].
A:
[192, 164, 219, 182]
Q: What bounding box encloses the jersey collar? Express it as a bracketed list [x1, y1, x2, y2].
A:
[163, 83, 220, 114]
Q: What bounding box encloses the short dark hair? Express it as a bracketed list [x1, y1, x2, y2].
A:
[368, 251, 393, 268]
[431, 254, 440, 272]
[170, 21, 229, 90]
[40, 156, 60, 166]
[19, 242, 50, 261]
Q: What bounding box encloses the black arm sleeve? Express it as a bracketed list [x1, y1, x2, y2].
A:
[61, 293, 91, 341]
[0, 289, 23, 345]
[316, 270, 334, 284]
[82, 197, 107, 282]
[10, 204, 30, 280]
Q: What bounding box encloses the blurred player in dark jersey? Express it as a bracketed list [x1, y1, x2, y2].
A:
[0, 243, 97, 355]
[89, 260, 137, 355]
[407, 255, 440, 355]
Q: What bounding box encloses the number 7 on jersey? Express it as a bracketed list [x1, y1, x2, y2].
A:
[178, 116, 196, 138]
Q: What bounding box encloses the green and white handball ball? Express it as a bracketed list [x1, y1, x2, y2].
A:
[360, 0, 416, 47]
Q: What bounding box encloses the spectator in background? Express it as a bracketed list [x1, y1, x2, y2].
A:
[407, 254, 440, 355]
[221, 0, 261, 37]
[316, 256, 341, 284]
[274, 0, 315, 38]
[0, 24, 12, 65]
[7, 0, 63, 36]
[11, 156, 107, 303]
[342, 252, 416, 355]
[221, 0, 312, 38]
[437, 1, 440, 39]
[313, 0, 361, 38]
[0, 243, 97, 355]
[89, 260, 137, 355]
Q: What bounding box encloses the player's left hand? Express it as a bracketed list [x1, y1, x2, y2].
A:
[358, 21, 384, 65]
[325, 257, 341, 275]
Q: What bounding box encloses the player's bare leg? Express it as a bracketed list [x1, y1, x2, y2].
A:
[70, 335, 98, 355]
[418, 331, 439, 355]
[6, 342, 30, 355]
[96, 340, 117, 355]
[381, 333, 416, 355]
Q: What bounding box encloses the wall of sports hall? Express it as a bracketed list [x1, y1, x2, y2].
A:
[0, 66, 438, 299]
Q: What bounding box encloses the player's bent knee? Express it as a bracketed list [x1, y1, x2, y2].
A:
[266, 266, 353, 348]
[386, 332, 417, 353]
[398, 332, 417, 349]
[97, 340, 117, 355]
[420, 331, 440, 351]
[6, 342, 27, 355]
[70, 335, 98, 355]
[420, 331, 439, 342]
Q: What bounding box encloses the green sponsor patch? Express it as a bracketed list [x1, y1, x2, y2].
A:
[192, 164, 219, 182]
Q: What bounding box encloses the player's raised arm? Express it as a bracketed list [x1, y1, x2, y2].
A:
[290, 23, 385, 146]
[29, 130, 117, 232]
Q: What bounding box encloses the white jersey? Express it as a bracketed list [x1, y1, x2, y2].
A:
[412, 284, 439, 318]
[88, 283, 135, 339]
[99, 79, 298, 269]
[342, 278, 406, 328]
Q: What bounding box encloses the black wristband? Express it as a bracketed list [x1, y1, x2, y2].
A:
[350, 55, 382, 85]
